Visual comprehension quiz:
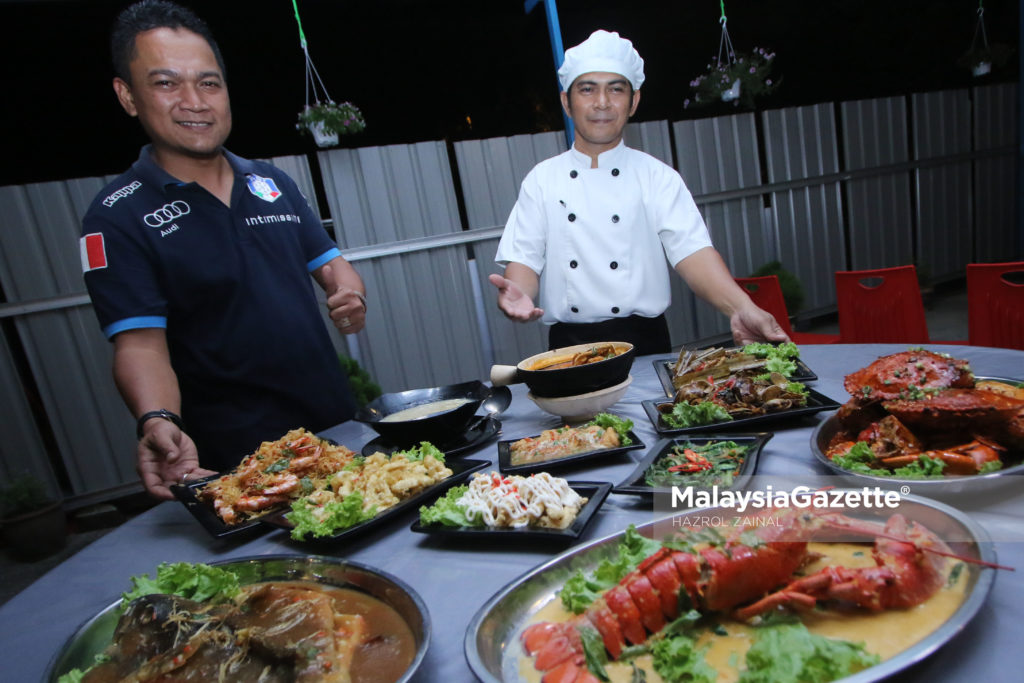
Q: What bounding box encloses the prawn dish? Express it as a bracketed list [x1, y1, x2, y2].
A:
[518, 506, 991, 682]
[825, 350, 1024, 477]
[510, 425, 620, 466]
[199, 428, 357, 524]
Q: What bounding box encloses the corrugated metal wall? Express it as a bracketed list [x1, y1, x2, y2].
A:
[840, 96, 915, 270]
[317, 142, 487, 392]
[763, 104, 846, 315]
[912, 89, 973, 283]
[673, 112, 766, 340]
[973, 83, 1018, 261]
[0, 86, 1017, 499]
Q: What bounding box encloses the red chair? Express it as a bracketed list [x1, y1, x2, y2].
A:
[735, 276, 839, 344]
[834, 265, 932, 343]
[967, 261, 1024, 349]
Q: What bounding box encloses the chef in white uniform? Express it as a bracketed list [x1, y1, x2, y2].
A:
[490, 30, 788, 355]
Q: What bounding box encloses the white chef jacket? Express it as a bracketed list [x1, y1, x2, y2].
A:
[495, 140, 713, 325]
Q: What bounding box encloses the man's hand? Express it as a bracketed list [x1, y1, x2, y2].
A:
[136, 419, 213, 500]
[730, 305, 791, 347]
[323, 262, 366, 334]
[488, 273, 544, 322]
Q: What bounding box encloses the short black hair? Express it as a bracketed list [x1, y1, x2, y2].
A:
[110, 0, 225, 84]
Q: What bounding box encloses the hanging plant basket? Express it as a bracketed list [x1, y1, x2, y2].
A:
[685, 7, 779, 110]
[291, 1, 366, 147]
[296, 101, 366, 148]
[958, 4, 1014, 78]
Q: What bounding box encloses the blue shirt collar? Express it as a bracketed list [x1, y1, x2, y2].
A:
[131, 144, 255, 190]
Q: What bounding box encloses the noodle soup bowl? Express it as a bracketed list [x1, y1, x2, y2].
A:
[355, 379, 492, 449]
[490, 342, 635, 398]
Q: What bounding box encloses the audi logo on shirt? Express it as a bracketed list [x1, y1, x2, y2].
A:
[143, 201, 191, 227]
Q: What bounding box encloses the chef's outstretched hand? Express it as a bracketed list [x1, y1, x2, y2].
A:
[489, 274, 544, 322]
[730, 305, 791, 347]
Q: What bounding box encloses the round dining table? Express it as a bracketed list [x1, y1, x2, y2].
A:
[4, 343, 1022, 683]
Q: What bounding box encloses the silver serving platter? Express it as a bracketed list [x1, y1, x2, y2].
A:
[48, 555, 430, 683]
[466, 493, 996, 682]
[810, 376, 1024, 499]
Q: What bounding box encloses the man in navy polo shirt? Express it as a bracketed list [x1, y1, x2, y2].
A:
[81, 0, 366, 499]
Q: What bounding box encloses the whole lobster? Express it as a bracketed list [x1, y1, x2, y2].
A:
[521, 508, 958, 683]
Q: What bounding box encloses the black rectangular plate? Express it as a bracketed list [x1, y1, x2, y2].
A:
[497, 431, 645, 475]
[259, 459, 490, 543]
[170, 473, 270, 539]
[613, 433, 771, 498]
[642, 387, 841, 436]
[410, 481, 612, 540]
[654, 356, 818, 397]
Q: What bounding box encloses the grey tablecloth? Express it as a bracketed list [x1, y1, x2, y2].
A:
[4, 344, 1022, 682]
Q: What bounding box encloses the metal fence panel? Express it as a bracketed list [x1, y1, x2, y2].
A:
[973, 83, 1019, 261]
[674, 112, 774, 339]
[0, 332, 59, 497]
[761, 103, 846, 316]
[840, 96, 914, 270]
[625, 120, 674, 167]
[0, 180, 137, 494]
[911, 90, 972, 283]
[453, 133, 563, 364]
[318, 142, 487, 391]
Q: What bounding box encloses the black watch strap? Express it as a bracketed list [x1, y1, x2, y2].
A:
[136, 409, 184, 439]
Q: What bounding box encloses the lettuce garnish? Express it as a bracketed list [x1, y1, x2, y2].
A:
[586, 413, 634, 445]
[120, 561, 240, 610]
[287, 492, 376, 540]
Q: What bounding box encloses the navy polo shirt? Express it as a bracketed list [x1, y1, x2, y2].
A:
[82, 145, 357, 470]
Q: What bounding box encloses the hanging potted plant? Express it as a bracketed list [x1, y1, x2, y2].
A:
[687, 46, 779, 109]
[291, 3, 366, 148]
[685, 4, 779, 110]
[296, 100, 367, 148]
[0, 473, 67, 560]
[958, 3, 1014, 77]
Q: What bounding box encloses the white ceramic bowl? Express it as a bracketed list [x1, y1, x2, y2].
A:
[527, 375, 633, 422]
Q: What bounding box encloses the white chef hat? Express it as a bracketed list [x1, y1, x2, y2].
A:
[557, 30, 645, 91]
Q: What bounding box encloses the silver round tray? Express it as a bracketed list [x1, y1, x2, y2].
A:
[810, 412, 1024, 500]
[465, 494, 996, 682]
[48, 555, 430, 683]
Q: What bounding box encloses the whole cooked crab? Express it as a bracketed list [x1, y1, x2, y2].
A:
[828, 350, 1024, 475]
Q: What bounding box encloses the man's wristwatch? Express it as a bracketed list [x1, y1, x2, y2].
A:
[136, 409, 184, 439]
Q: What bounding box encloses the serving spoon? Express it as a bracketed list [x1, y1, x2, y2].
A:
[465, 385, 512, 433]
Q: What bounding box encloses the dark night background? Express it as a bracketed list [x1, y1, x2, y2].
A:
[0, 0, 1019, 187]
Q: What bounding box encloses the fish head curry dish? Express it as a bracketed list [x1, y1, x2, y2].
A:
[60, 561, 422, 683]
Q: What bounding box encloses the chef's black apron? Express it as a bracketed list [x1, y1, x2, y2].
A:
[548, 314, 671, 356]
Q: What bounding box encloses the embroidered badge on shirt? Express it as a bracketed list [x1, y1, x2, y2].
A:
[246, 174, 282, 203]
[80, 233, 107, 272]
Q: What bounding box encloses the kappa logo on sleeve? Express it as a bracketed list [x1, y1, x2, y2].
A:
[80, 233, 107, 272]
[246, 174, 282, 203]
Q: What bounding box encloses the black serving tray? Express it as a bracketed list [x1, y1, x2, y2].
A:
[170, 473, 271, 539]
[411, 481, 612, 540]
[613, 433, 771, 498]
[497, 431, 645, 475]
[654, 356, 818, 397]
[642, 387, 841, 436]
[260, 459, 490, 543]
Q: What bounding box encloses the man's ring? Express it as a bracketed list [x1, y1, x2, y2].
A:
[340, 317, 351, 328]
[181, 472, 190, 486]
